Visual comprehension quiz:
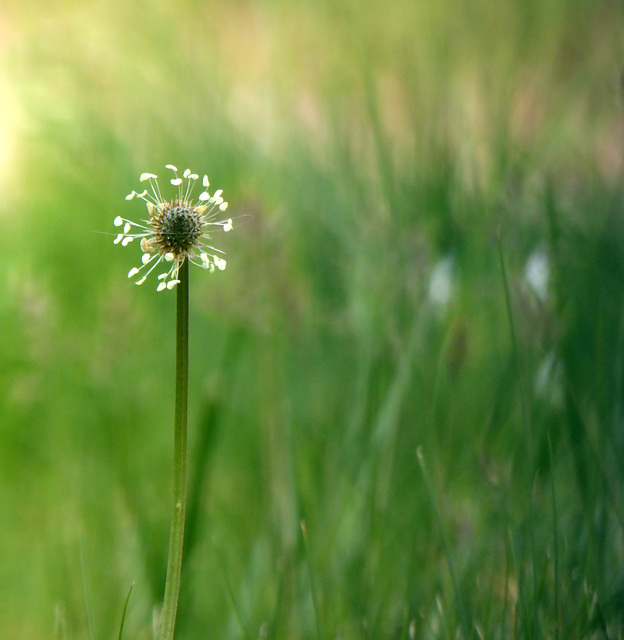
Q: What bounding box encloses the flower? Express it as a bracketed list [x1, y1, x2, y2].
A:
[114, 165, 233, 291]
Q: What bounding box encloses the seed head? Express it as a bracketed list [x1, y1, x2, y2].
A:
[114, 165, 233, 291]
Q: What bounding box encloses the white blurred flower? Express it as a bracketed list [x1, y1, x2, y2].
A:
[428, 255, 455, 308]
[524, 249, 549, 302]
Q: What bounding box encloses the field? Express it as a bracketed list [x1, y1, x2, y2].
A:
[1, 0, 623, 638]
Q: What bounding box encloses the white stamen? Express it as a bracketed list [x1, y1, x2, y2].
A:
[140, 172, 157, 182]
[136, 276, 147, 285]
[122, 237, 134, 246]
[189, 174, 198, 181]
[114, 216, 124, 226]
[219, 202, 229, 212]
[128, 267, 140, 278]
[123, 222, 131, 234]
[125, 192, 135, 201]
[166, 164, 178, 172]
[203, 175, 209, 187]
[113, 234, 124, 244]
[165, 253, 175, 262]
[171, 178, 182, 186]
[213, 189, 223, 199]
[142, 253, 151, 265]
[157, 282, 167, 292]
[167, 280, 180, 289]
[199, 192, 210, 201]
[183, 169, 191, 178]
[158, 273, 168, 280]
[223, 219, 233, 232]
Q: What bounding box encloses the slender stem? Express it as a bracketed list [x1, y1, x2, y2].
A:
[158, 259, 189, 640]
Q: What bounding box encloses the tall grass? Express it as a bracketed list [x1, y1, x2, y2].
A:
[0, 0, 623, 638]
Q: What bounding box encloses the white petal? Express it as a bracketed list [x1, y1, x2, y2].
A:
[128, 267, 140, 278]
[114, 216, 124, 226]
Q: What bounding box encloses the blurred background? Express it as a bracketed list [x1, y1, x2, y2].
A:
[1, 0, 624, 638]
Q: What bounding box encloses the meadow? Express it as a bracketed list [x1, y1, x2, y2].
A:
[1, 0, 623, 638]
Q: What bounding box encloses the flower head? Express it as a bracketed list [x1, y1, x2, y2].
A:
[114, 165, 233, 291]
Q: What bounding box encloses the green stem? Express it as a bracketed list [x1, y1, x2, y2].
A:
[158, 259, 189, 640]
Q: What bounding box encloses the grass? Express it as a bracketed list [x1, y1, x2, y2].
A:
[0, 0, 623, 638]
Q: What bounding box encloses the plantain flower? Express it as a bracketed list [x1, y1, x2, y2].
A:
[114, 165, 233, 291]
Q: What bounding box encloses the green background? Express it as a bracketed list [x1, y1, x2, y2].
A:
[1, 0, 623, 638]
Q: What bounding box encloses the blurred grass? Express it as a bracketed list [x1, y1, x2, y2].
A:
[1, 0, 623, 638]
